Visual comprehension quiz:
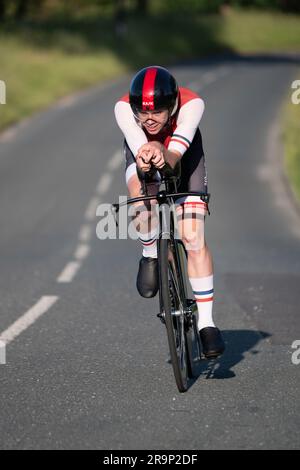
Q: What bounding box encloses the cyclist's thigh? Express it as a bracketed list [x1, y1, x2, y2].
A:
[175, 129, 207, 246]
[177, 128, 208, 194]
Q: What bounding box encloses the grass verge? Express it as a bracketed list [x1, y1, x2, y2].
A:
[283, 82, 300, 203]
[0, 7, 300, 131]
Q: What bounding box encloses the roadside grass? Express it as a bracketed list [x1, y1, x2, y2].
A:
[219, 8, 300, 52]
[0, 8, 300, 131]
[283, 86, 300, 202]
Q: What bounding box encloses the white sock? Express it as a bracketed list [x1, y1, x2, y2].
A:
[189, 275, 215, 330]
[137, 228, 158, 258]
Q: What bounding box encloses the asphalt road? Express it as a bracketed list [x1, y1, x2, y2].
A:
[0, 55, 300, 450]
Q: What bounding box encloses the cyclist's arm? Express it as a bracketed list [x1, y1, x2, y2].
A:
[114, 101, 147, 156]
[168, 98, 205, 156]
[163, 148, 182, 170]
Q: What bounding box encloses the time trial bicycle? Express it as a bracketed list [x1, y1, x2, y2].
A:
[112, 167, 210, 392]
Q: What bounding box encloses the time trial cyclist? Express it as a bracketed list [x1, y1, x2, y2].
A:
[114, 66, 225, 359]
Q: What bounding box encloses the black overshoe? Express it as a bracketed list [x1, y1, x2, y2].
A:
[199, 327, 225, 359]
[136, 256, 159, 298]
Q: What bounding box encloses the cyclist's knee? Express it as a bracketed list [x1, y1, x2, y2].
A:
[181, 233, 206, 253]
[131, 203, 158, 233]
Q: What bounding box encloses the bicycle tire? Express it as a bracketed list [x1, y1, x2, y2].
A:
[159, 236, 189, 393]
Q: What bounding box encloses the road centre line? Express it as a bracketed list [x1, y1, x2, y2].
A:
[187, 66, 232, 91]
[84, 196, 102, 221]
[96, 173, 113, 195]
[57, 150, 121, 284]
[74, 243, 90, 261]
[107, 150, 123, 171]
[0, 296, 59, 345]
[57, 261, 82, 283]
[78, 224, 93, 242]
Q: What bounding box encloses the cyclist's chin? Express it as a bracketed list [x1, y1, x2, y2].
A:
[144, 124, 162, 134]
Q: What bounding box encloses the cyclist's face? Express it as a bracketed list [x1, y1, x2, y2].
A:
[137, 109, 169, 134]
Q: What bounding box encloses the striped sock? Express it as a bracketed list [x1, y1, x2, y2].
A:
[189, 275, 215, 330]
[138, 228, 158, 259]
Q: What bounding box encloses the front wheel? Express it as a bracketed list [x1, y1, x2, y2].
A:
[159, 236, 189, 393]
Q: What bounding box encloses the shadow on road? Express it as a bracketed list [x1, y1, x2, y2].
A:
[188, 329, 271, 386]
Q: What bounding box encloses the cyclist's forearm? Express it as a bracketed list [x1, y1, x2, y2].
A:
[163, 149, 182, 169]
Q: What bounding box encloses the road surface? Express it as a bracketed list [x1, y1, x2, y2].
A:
[0, 54, 300, 449]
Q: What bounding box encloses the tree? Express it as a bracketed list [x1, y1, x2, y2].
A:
[14, 0, 29, 19]
[136, 0, 148, 14]
[0, 0, 6, 21]
[279, 0, 300, 12]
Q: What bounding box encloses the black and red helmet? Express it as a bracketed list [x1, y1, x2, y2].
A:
[129, 66, 178, 116]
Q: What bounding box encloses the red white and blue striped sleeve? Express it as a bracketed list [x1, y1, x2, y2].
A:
[168, 97, 205, 156]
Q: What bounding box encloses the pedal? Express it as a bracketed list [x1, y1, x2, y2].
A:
[157, 312, 166, 325]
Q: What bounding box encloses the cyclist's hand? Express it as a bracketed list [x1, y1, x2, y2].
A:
[136, 153, 151, 172]
[137, 142, 165, 170]
[151, 150, 165, 169]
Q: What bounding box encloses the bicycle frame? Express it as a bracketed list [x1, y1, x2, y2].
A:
[111, 175, 210, 303]
[111, 172, 210, 392]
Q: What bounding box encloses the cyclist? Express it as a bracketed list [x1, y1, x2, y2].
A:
[115, 66, 224, 358]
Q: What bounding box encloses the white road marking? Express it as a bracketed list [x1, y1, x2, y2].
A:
[97, 173, 113, 195]
[217, 66, 231, 77]
[56, 149, 121, 285]
[202, 71, 217, 84]
[187, 67, 232, 91]
[74, 243, 90, 261]
[57, 261, 82, 283]
[107, 150, 123, 171]
[84, 196, 101, 221]
[0, 296, 59, 345]
[78, 224, 93, 242]
[187, 80, 201, 90]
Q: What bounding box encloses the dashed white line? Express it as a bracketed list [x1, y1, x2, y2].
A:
[84, 196, 101, 221]
[187, 80, 201, 90]
[107, 150, 123, 171]
[187, 67, 232, 91]
[0, 296, 59, 345]
[0, 148, 123, 350]
[217, 66, 231, 77]
[97, 173, 113, 195]
[74, 243, 90, 261]
[57, 261, 82, 283]
[202, 71, 217, 85]
[78, 224, 93, 242]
